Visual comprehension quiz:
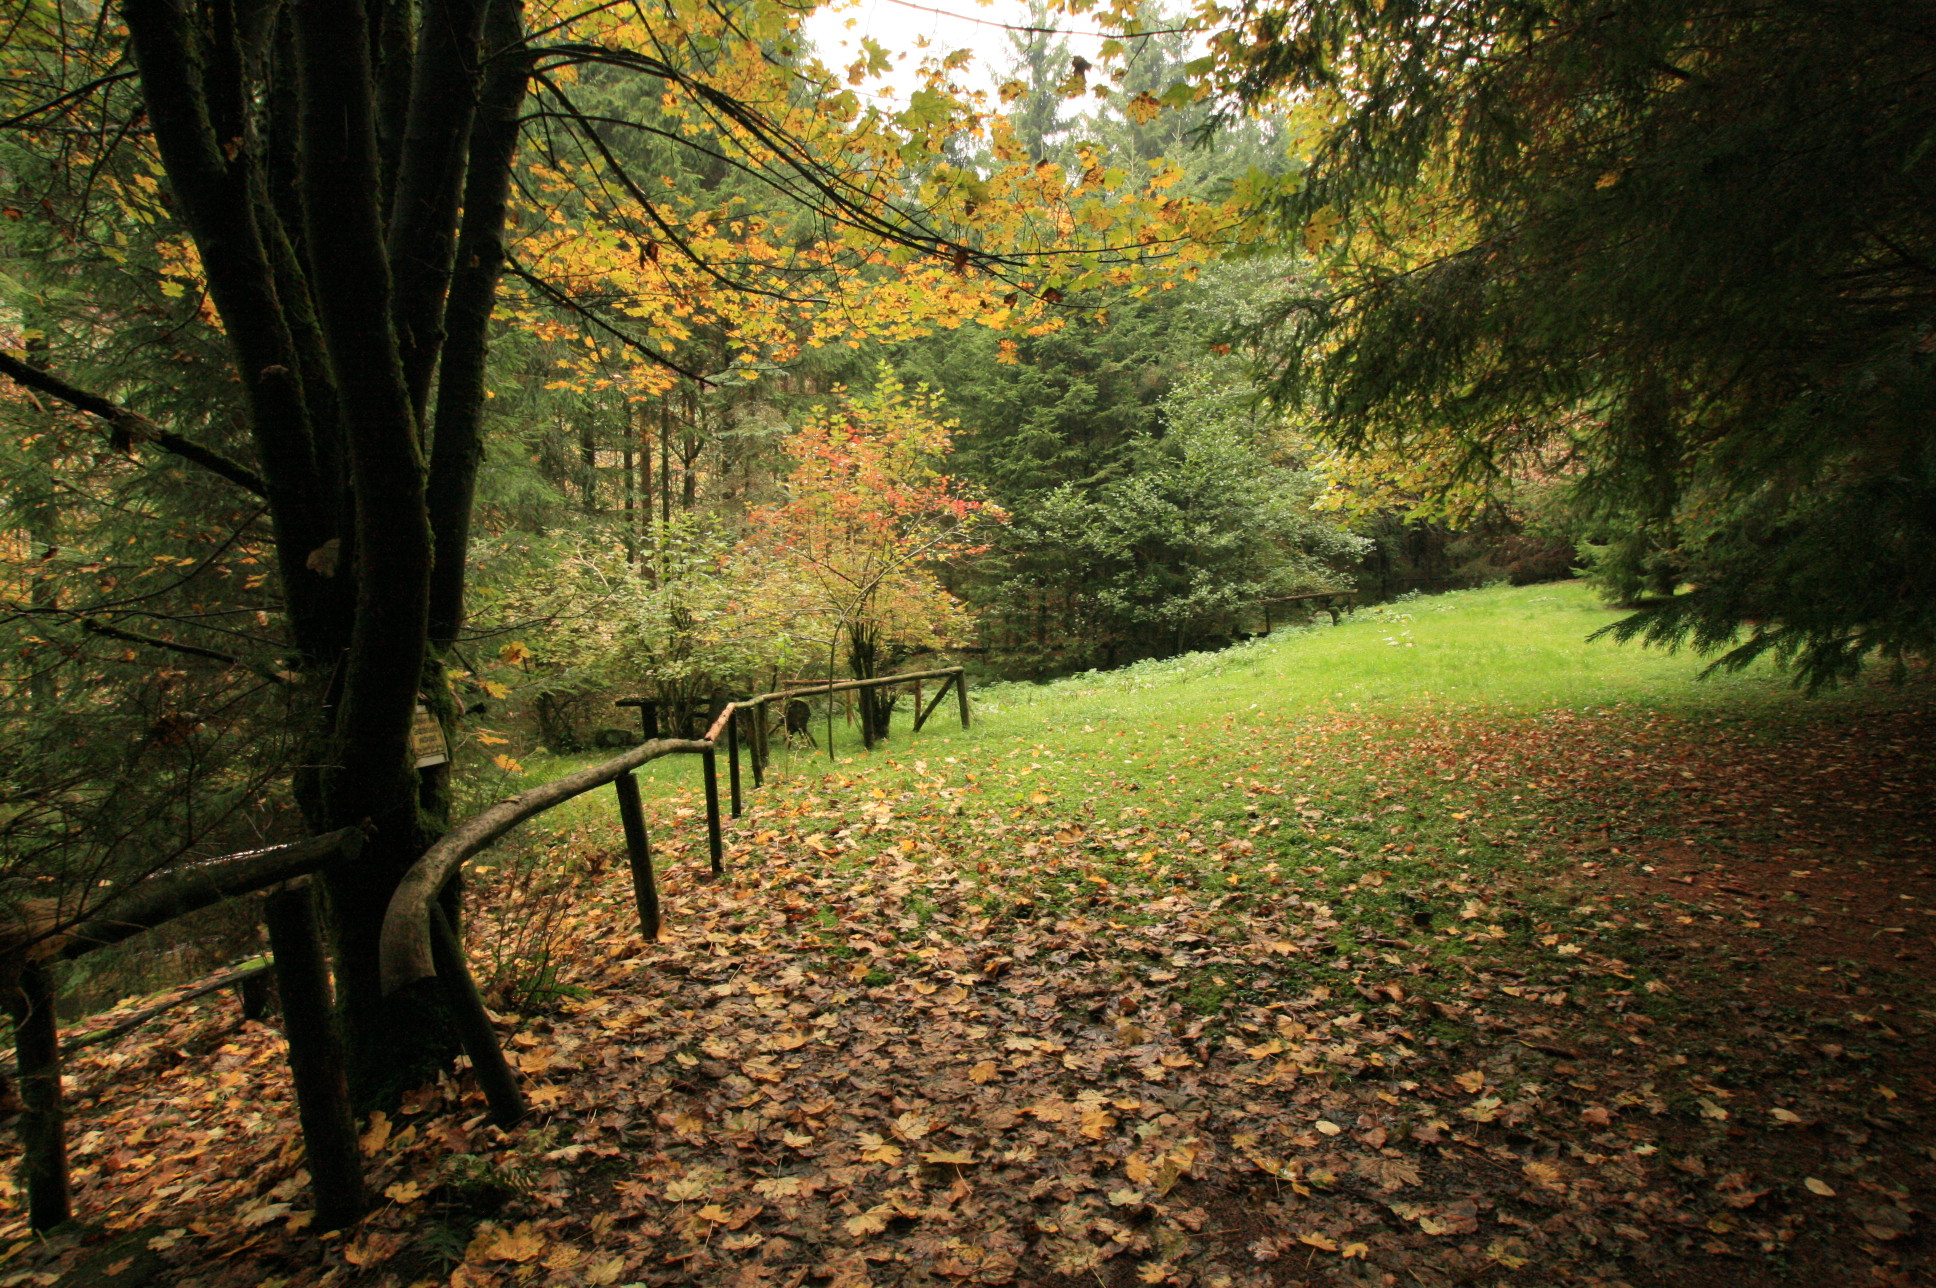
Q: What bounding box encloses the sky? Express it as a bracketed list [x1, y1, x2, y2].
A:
[799, 0, 1112, 109]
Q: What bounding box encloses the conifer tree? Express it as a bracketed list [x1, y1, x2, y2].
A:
[1224, 0, 1936, 684]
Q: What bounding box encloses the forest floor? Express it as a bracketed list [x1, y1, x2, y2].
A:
[4, 583, 1934, 1288]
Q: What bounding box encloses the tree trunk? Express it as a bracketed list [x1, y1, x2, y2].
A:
[122, 0, 531, 1100]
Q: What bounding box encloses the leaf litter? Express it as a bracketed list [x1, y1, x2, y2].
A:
[2, 686, 1933, 1288]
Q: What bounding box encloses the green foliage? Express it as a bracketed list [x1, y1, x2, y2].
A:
[977, 362, 1365, 670]
[1235, 0, 1936, 687]
[484, 517, 813, 749]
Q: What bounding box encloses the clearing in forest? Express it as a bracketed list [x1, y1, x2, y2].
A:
[7, 581, 1933, 1288]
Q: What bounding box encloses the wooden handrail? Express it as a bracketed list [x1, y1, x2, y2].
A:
[1256, 590, 1357, 605]
[377, 737, 710, 992]
[52, 828, 365, 961]
[701, 667, 966, 742]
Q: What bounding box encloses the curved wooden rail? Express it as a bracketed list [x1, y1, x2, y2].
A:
[377, 736, 710, 994]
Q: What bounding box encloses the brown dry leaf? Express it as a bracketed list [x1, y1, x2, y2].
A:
[1453, 1070, 1486, 1094]
[663, 1176, 709, 1202]
[1297, 1232, 1339, 1252]
[1804, 1177, 1836, 1197]
[967, 1060, 998, 1084]
[585, 1256, 628, 1286]
[845, 1207, 890, 1237]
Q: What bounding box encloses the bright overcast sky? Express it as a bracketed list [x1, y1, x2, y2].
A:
[800, 0, 1112, 109]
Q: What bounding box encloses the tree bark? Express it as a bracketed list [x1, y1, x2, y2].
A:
[291, 0, 440, 1083]
[426, 0, 527, 648]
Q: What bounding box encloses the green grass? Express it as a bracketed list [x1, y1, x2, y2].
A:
[488, 580, 1892, 882]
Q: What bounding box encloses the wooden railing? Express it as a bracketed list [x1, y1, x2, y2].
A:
[376, 736, 710, 1129]
[702, 666, 970, 822]
[9, 667, 974, 1234]
[374, 667, 968, 1135]
[1, 828, 366, 1231]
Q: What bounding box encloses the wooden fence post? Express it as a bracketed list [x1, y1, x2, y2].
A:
[913, 674, 953, 732]
[614, 770, 660, 941]
[7, 959, 69, 1231]
[426, 904, 527, 1128]
[263, 880, 365, 1230]
[955, 667, 971, 729]
[237, 969, 272, 1020]
[702, 745, 724, 875]
[727, 708, 743, 818]
[747, 699, 764, 787]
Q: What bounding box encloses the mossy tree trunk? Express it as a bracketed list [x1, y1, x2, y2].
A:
[117, 0, 529, 1095]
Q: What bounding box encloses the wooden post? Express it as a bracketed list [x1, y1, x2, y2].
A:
[702, 745, 724, 875]
[749, 698, 767, 787]
[1263, 603, 1272, 635]
[955, 667, 971, 729]
[614, 770, 659, 940]
[237, 968, 272, 1020]
[263, 880, 365, 1230]
[727, 707, 743, 818]
[8, 959, 69, 1231]
[426, 904, 527, 1128]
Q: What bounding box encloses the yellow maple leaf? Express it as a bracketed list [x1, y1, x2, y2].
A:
[358, 1111, 391, 1157]
[922, 1149, 976, 1166]
[472, 1221, 546, 1264]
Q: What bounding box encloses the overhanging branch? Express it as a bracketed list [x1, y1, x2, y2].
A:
[0, 352, 269, 497]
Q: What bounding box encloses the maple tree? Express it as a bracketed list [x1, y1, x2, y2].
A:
[740, 370, 995, 742]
